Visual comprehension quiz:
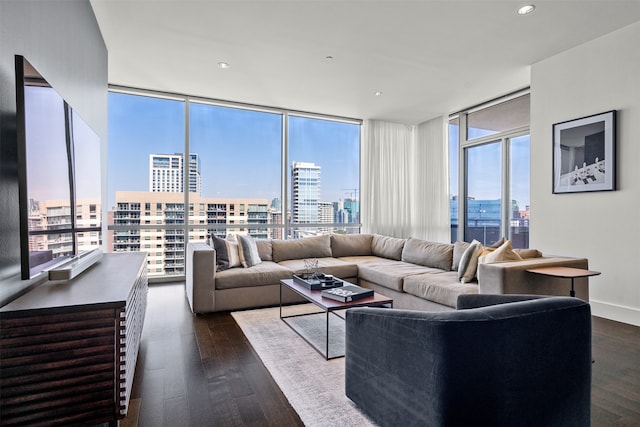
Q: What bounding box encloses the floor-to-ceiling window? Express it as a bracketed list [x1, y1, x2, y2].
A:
[287, 115, 360, 238]
[108, 89, 361, 279]
[449, 92, 530, 247]
[189, 101, 283, 242]
[449, 117, 459, 242]
[108, 92, 186, 277]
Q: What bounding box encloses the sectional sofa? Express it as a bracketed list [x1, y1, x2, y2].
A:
[185, 233, 590, 314]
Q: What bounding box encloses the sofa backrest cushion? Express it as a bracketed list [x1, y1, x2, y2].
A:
[271, 235, 332, 263]
[402, 237, 454, 271]
[371, 235, 406, 260]
[331, 234, 373, 257]
[256, 240, 273, 261]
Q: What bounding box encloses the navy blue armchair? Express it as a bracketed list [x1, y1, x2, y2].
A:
[345, 294, 592, 427]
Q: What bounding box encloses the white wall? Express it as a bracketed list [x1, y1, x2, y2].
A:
[531, 21, 640, 326]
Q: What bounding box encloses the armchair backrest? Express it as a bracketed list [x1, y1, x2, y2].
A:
[345, 295, 591, 427]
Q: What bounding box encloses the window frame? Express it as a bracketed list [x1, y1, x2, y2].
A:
[451, 90, 530, 245]
[107, 86, 362, 280]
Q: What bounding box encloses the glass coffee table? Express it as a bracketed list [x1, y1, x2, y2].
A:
[280, 278, 393, 360]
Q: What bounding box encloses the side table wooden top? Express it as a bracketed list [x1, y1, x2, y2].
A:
[526, 266, 601, 279]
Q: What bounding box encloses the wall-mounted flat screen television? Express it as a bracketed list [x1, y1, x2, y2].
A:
[15, 55, 102, 280]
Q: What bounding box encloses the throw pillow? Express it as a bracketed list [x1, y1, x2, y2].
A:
[237, 235, 262, 268]
[488, 237, 506, 249]
[458, 240, 483, 283]
[211, 235, 241, 271]
[514, 248, 543, 259]
[452, 241, 470, 271]
[479, 240, 522, 264]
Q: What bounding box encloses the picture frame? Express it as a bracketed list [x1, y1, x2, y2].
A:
[552, 110, 616, 194]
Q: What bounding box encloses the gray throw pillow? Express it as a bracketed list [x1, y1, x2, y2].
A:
[457, 240, 483, 283]
[452, 241, 471, 271]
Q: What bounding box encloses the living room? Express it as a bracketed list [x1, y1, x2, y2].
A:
[1, 1, 639, 426]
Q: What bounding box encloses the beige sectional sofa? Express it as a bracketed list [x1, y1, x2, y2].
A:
[185, 233, 589, 314]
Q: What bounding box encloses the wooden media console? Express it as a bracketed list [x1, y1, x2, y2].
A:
[0, 252, 148, 426]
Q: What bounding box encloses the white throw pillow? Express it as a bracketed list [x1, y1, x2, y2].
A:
[479, 240, 522, 264]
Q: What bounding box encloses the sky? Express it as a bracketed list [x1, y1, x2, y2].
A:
[108, 92, 360, 209]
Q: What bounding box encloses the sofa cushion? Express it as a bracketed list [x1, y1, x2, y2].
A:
[403, 271, 479, 309]
[256, 240, 273, 261]
[371, 235, 405, 260]
[278, 257, 358, 279]
[401, 237, 453, 271]
[237, 235, 262, 268]
[357, 259, 440, 292]
[331, 234, 373, 257]
[214, 261, 293, 290]
[271, 235, 332, 263]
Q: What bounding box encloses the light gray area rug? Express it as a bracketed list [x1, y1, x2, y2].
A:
[231, 305, 376, 427]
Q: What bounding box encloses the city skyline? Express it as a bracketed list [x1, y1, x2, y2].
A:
[108, 92, 360, 210]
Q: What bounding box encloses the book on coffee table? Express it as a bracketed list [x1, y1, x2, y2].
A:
[321, 285, 374, 303]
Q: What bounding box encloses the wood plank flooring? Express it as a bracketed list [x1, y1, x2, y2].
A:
[123, 283, 640, 427]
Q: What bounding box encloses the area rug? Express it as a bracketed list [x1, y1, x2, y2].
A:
[231, 305, 376, 427]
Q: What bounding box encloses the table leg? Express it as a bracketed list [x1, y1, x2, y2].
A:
[570, 278, 576, 297]
[279, 283, 283, 318]
[326, 311, 330, 360]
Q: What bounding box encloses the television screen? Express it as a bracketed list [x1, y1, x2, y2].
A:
[70, 108, 102, 255]
[16, 56, 102, 279]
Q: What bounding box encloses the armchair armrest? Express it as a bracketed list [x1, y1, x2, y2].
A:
[345, 297, 591, 426]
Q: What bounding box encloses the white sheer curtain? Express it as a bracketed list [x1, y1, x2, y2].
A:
[362, 117, 449, 242]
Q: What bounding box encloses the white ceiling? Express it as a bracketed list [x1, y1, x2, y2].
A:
[90, 0, 640, 124]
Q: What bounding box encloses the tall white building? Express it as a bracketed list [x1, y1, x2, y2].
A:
[291, 161, 321, 224]
[149, 153, 201, 193]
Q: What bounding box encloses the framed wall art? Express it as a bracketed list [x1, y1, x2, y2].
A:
[552, 110, 616, 194]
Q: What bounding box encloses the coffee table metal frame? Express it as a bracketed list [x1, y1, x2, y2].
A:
[279, 278, 393, 360]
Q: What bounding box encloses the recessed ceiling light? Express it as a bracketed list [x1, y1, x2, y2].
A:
[217, 62, 230, 69]
[517, 4, 535, 15]
[374, 91, 383, 97]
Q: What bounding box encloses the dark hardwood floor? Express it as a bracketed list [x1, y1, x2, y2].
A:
[123, 283, 640, 427]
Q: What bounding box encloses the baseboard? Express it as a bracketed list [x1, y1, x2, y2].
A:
[590, 299, 640, 327]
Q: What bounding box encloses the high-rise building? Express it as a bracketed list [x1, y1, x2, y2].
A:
[291, 161, 320, 224]
[343, 198, 359, 224]
[111, 191, 269, 276]
[149, 153, 201, 194]
[27, 198, 101, 260]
